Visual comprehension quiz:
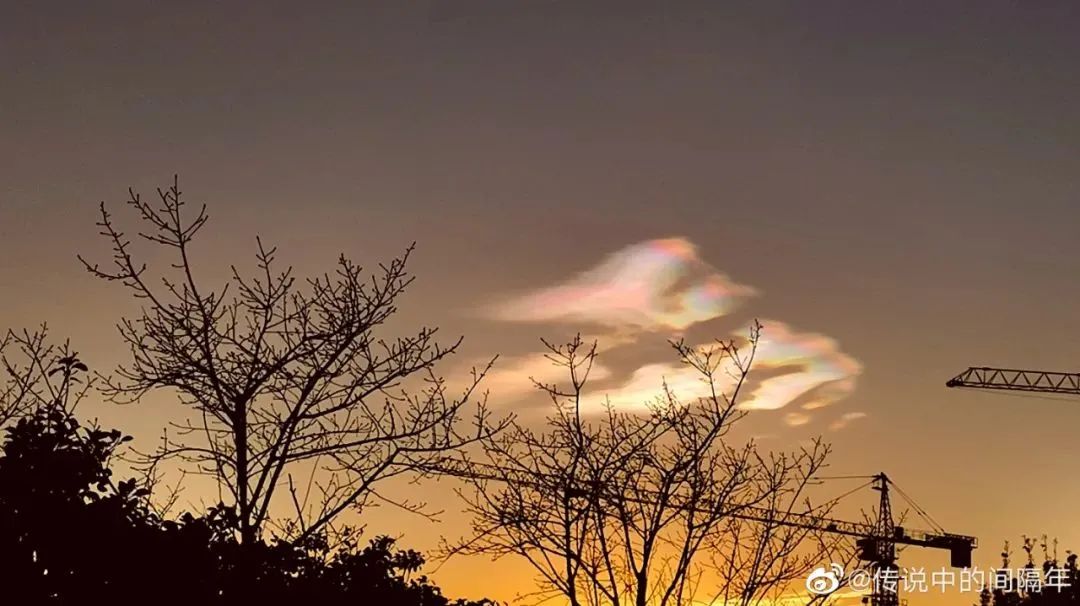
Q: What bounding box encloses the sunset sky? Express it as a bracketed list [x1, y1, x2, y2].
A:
[4, 1, 1080, 604]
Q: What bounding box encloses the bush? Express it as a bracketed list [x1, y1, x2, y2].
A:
[0, 405, 494, 605]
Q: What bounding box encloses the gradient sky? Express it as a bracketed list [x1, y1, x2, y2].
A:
[4, 1, 1080, 603]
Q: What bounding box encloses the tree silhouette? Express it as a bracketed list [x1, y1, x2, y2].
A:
[78, 176, 509, 549]
[978, 539, 1080, 606]
[0, 327, 92, 427]
[448, 325, 851, 606]
[0, 349, 495, 604]
[0, 400, 141, 600]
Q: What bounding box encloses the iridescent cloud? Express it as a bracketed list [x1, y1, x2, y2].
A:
[589, 362, 714, 413]
[738, 320, 862, 412]
[488, 238, 756, 331]
[481, 238, 863, 428]
[579, 321, 861, 420]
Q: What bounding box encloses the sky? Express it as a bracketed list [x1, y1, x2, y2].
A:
[3, 1, 1080, 603]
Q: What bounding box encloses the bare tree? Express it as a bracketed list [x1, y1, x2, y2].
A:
[449, 324, 851, 606]
[78, 177, 508, 546]
[1, 326, 92, 424]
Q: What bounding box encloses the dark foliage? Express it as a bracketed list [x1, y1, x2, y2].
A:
[0, 405, 494, 605]
[978, 541, 1080, 606]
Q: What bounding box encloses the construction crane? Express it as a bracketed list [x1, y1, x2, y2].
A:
[745, 473, 975, 606]
[436, 460, 976, 606]
[947, 367, 1080, 396]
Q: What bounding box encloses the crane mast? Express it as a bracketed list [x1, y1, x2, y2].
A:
[870, 474, 899, 606]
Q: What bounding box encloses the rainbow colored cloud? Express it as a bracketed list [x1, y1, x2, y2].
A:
[483, 237, 864, 431]
[738, 320, 862, 414]
[577, 321, 860, 422]
[488, 238, 756, 331]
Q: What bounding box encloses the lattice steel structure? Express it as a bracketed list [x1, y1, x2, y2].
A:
[946, 367, 1080, 396]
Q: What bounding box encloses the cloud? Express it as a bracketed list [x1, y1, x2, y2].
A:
[476, 238, 863, 427]
[579, 322, 861, 418]
[737, 320, 862, 412]
[585, 361, 716, 413]
[784, 412, 812, 427]
[473, 351, 614, 402]
[488, 237, 756, 332]
[829, 411, 867, 432]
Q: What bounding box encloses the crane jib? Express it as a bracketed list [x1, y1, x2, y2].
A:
[947, 366, 1080, 395]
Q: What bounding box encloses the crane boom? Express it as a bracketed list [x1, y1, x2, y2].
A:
[946, 366, 1080, 396]
[727, 502, 975, 566]
[433, 460, 974, 606]
[431, 460, 976, 570]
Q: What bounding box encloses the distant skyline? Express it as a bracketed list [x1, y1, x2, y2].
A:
[4, 2, 1080, 603]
